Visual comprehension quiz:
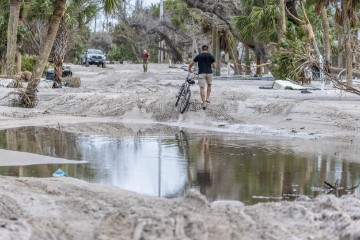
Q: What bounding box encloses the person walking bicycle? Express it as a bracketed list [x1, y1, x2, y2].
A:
[188, 45, 216, 110]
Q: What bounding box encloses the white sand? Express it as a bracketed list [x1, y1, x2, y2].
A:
[0, 63, 360, 239]
[0, 149, 87, 166]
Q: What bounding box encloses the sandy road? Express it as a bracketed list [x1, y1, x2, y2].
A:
[1, 63, 360, 140]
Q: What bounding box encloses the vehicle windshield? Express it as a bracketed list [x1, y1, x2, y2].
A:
[87, 49, 103, 55]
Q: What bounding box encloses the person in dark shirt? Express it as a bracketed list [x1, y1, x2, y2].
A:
[188, 45, 216, 110]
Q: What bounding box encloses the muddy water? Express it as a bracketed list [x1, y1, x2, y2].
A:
[0, 126, 359, 205]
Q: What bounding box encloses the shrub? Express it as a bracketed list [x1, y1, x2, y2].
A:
[107, 44, 137, 62]
[21, 55, 37, 72]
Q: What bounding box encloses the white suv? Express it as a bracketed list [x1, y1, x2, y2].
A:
[82, 49, 106, 68]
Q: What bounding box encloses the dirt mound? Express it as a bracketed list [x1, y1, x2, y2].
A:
[1, 176, 360, 240]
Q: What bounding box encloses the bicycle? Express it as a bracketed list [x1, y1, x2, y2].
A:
[175, 74, 196, 114]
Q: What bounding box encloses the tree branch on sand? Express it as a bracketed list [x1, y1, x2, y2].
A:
[296, 55, 360, 96]
[324, 180, 359, 197]
[2, 88, 38, 108]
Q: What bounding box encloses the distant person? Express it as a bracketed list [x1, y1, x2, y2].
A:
[188, 45, 216, 110]
[141, 49, 150, 72]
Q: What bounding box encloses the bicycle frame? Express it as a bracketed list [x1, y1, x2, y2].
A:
[175, 74, 196, 113]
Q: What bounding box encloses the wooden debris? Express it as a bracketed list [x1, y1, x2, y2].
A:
[323, 180, 359, 197]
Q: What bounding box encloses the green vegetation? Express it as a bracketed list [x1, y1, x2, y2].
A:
[21, 55, 37, 72]
[107, 44, 133, 62]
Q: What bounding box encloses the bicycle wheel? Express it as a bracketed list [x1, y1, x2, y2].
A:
[179, 89, 191, 114]
[175, 83, 185, 107]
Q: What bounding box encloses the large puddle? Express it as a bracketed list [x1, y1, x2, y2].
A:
[0, 125, 359, 205]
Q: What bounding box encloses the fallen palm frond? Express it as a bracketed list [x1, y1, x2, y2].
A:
[62, 76, 81, 88]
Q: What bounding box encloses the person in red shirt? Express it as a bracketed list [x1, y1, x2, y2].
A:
[141, 49, 150, 72]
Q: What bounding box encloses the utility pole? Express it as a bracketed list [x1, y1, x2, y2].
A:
[158, 0, 164, 63]
[94, 14, 97, 33]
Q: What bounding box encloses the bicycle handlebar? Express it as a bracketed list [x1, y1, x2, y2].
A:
[187, 72, 198, 79]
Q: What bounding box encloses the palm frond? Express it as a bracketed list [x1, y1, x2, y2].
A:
[234, 15, 254, 42]
[102, 0, 119, 14]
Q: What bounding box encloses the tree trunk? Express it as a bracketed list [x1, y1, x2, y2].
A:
[16, 0, 31, 75]
[337, 26, 343, 68]
[25, 0, 67, 106]
[321, 7, 331, 63]
[256, 55, 262, 76]
[353, 13, 359, 37]
[244, 46, 251, 75]
[53, 58, 63, 88]
[52, 17, 69, 88]
[277, 0, 286, 39]
[155, 30, 183, 62]
[5, 0, 22, 76]
[342, 0, 353, 87]
[211, 28, 218, 74]
[286, 0, 298, 18]
[212, 28, 221, 76]
[15, 51, 21, 73]
[192, 37, 199, 55]
[94, 15, 97, 33]
[130, 44, 137, 61]
[229, 41, 241, 75]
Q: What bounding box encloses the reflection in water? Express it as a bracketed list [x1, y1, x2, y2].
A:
[0, 126, 360, 205]
[197, 137, 212, 196]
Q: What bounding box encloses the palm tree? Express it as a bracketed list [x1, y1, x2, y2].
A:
[341, 0, 356, 87]
[235, 2, 279, 74]
[52, 17, 69, 87]
[27, 0, 97, 87]
[306, 0, 335, 64]
[23, 0, 119, 106]
[52, 1, 98, 87]
[330, 0, 360, 87]
[277, 0, 286, 39]
[25, 0, 67, 104]
[5, 0, 22, 76]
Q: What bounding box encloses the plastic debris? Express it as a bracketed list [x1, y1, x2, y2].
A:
[52, 168, 68, 177]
